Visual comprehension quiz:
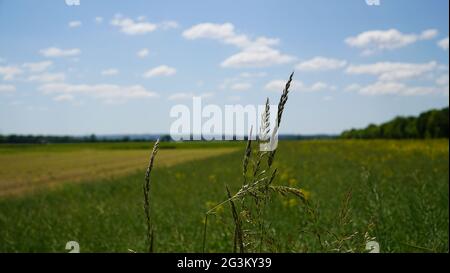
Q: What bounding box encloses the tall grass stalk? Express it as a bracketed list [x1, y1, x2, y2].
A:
[143, 139, 159, 253]
[203, 72, 310, 252]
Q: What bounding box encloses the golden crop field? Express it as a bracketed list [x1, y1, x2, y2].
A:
[0, 144, 238, 197]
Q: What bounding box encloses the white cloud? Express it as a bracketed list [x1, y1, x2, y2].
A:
[137, 48, 149, 58]
[28, 73, 65, 83]
[183, 22, 235, 41]
[0, 84, 16, 93]
[310, 82, 336, 92]
[168, 92, 213, 100]
[361, 82, 405, 95]
[295, 57, 347, 71]
[101, 68, 119, 76]
[220, 72, 267, 90]
[345, 28, 438, 55]
[53, 94, 74, 102]
[95, 17, 103, 23]
[346, 61, 437, 81]
[39, 83, 158, 102]
[239, 72, 267, 78]
[143, 65, 176, 78]
[230, 82, 251, 91]
[0, 65, 22, 80]
[220, 74, 259, 90]
[183, 22, 294, 68]
[265, 79, 335, 93]
[438, 37, 449, 51]
[265, 79, 302, 92]
[23, 61, 52, 72]
[68, 21, 82, 28]
[110, 14, 157, 35]
[419, 29, 439, 40]
[40, 47, 81, 57]
[221, 47, 295, 68]
[348, 81, 447, 96]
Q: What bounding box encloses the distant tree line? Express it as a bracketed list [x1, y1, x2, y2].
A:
[0, 134, 172, 144]
[0, 134, 97, 144]
[2, 106, 448, 143]
[341, 107, 449, 139]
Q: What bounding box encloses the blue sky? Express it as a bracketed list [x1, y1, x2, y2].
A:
[0, 0, 448, 135]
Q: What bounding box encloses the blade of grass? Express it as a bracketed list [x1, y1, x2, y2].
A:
[143, 139, 159, 253]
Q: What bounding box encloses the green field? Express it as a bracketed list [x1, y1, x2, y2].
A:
[0, 142, 239, 197]
[0, 140, 448, 253]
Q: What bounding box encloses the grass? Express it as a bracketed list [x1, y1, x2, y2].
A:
[0, 139, 447, 252]
[0, 143, 238, 196]
[143, 139, 159, 253]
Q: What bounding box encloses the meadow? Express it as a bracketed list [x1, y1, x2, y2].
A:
[0, 140, 448, 253]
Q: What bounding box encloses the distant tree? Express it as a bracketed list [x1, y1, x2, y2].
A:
[89, 134, 97, 142]
[159, 134, 172, 142]
[404, 117, 419, 138]
[365, 124, 381, 139]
